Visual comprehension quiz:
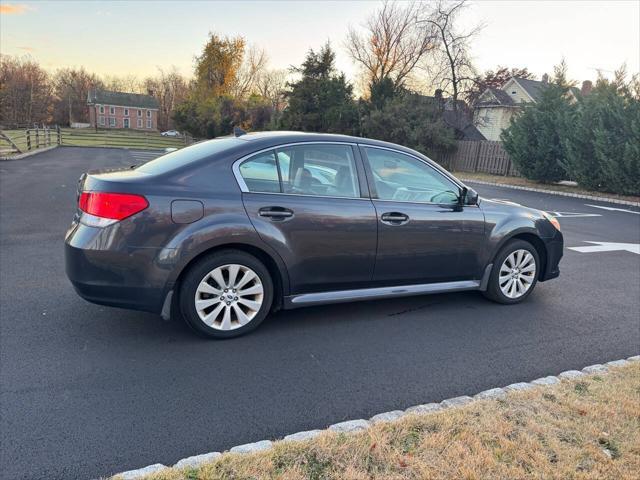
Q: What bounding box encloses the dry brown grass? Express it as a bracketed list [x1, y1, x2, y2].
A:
[453, 171, 640, 204]
[132, 363, 640, 480]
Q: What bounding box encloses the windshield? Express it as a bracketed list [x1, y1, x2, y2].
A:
[136, 138, 241, 175]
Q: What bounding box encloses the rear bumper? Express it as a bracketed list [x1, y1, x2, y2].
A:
[540, 231, 563, 282]
[64, 221, 173, 314]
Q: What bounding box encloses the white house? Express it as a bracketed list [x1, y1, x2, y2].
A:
[473, 77, 579, 141]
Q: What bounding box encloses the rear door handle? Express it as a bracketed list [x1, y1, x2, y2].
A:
[258, 207, 294, 220]
[380, 212, 409, 225]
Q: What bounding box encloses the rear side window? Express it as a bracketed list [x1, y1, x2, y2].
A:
[239, 151, 280, 193]
[136, 138, 240, 175]
[276, 144, 359, 198]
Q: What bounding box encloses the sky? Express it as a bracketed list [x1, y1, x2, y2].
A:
[1, 0, 639, 85]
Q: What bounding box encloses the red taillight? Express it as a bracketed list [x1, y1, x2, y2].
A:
[79, 192, 148, 220]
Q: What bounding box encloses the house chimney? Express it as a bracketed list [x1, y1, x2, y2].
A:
[541, 73, 549, 83]
[581, 80, 593, 96]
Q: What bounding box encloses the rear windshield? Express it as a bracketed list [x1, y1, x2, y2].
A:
[136, 138, 241, 175]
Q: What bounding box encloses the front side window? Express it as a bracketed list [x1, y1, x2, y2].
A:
[146, 110, 151, 118]
[109, 117, 116, 127]
[99, 105, 105, 114]
[109, 106, 115, 115]
[239, 151, 280, 193]
[124, 108, 129, 116]
[276, 144, 359, 198]
[99, 115, 105, 126]
[137, 109, 142, 117]
[137, 118, 143, 128]
[364, 147, 459, 204]
[146, 119, 152, 129]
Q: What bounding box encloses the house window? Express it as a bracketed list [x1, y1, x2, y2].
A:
[99, 105, 105, 114]
[109, 106, 115, 115]
[124, 108, 129, 116]
[146, 110, 151, 118]
[109, 117, 116, 127]
[137, 109, 142, 117]
[137, 118, 143, 128]
[511, 91, 517, 95]
[99, 116, 105, 126]
[146, 119, 152, 129]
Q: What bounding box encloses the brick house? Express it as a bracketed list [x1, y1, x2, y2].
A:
[87, 90, 159, 130]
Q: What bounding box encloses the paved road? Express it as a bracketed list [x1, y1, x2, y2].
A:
[1, 147, 639, 480]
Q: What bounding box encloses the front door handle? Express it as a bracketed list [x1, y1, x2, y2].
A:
[380, 212, 409, 225]
[258, 206, 294, 220]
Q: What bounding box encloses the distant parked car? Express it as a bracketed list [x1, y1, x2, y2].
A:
[161, 130, 181, 137]
[65, 131, 563, 338]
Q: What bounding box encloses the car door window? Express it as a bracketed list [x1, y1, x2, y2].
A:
[239, 150, 280, 193]
[364, 147, 459, 204]
[276, 144, 359, 198]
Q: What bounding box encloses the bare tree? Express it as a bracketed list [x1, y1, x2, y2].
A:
[0, 55, 53, 126]
[255, 68, 288, 111]
[101, 74, 142, 93]
[143, 67, 189, 130]
[419, 0, 483, 113]
[231, 45, 269, 99]
[52, 67, 103, 125]
[345, 0, 436, 91]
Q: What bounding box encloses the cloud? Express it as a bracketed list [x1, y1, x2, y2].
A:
[0, 4, 32, 15]
[16, 46, 35, 52]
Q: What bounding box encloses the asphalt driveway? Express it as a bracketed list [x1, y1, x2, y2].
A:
[1, 147, 638, 479]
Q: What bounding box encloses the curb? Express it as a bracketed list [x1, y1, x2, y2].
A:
[459, 178, 640, 207]
[0, 145, 58, 161]
[113, 355, 640, 479]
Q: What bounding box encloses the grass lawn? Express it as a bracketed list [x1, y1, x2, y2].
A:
[124, 362, 640, 480]
[1, 128, 187, 154]
[454, 171, 640, 204]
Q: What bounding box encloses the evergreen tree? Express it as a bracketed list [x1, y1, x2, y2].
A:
[279, 43, 359, 134]
[501, 63, 573, 182]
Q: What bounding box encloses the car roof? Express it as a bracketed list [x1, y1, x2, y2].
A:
[232, 131, 425, 157]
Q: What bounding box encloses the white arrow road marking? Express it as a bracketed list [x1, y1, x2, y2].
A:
[585, 204, 640, 215]
[548, 211, 601, 218]
[568, 242, 640, 254]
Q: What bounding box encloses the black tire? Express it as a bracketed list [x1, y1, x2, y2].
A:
[482, 239, 540, 304]
[179, 250, 274, 339]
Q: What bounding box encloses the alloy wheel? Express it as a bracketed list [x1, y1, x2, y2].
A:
[499, 249, 536, 299]
[194, 264, 264, 330]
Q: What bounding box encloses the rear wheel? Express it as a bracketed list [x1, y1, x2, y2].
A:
[179, 250, 273, 338]
[483, 239, 540, 304]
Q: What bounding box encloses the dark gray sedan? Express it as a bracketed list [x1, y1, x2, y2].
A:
[65, 131, 563, 338]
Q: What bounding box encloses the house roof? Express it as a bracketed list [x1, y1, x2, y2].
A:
[475, 87, 515, 107]
[512, 77, 581, 102]
[87, 90, 159, 109]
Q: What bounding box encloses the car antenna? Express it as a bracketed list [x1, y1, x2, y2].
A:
[233, 126, 247, 137]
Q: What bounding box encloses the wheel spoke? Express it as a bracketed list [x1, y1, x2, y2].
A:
[499, 274, 511, 285]
[202, 303, 225, 327]
[219, 306, 232, 330]
[211, 268, 226, 289]
[232, 304, 251, 325]
[197, 281, 221, 295]
[238, 298, 261, 311]
[238, 284, 263, 296]
[521, 263, 536, 273]
[235, 270, 256, 290]
[195, 298, 218, 310]
[227, 264, 240, 289]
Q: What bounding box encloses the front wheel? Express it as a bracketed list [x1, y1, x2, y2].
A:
[179, 250, 274, 338]
[483, 239, 540, 304]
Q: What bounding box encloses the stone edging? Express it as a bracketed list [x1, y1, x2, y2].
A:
[114, 355, 640, 479]
[0, 145, 58, 161]
[460, 178, 640, 207]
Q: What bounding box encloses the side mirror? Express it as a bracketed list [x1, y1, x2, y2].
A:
[465, 188, 479, 205]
